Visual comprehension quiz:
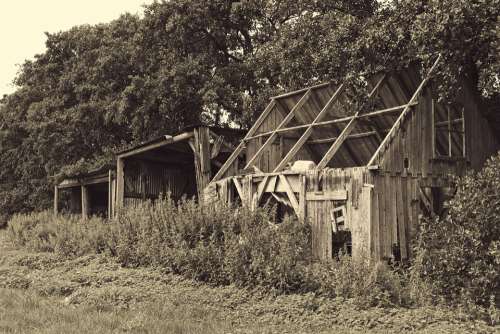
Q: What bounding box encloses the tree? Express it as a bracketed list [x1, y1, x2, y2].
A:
[0, 0, 498, 215]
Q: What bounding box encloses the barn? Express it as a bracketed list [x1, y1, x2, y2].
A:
[204, 56, 500, 261]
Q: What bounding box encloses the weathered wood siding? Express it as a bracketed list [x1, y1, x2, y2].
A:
[304, 167, 372, 259]
[376, 85, 499, 177]
[123, 159, 197, 205]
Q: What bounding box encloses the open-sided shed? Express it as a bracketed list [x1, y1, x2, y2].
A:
[54, 165, 115, 219]
[114, 125, 243, 212]
[205, 56, 500, 261]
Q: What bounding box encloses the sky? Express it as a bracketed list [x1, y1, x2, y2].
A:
[0, 0, 155, 97]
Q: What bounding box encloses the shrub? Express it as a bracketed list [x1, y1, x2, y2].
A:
[8, 211, 113, 256]
[113, 198, 312, 291]
[414, 152, 500, 306]
[7, 197, 419, 306]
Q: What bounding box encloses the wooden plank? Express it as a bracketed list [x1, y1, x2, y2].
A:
[271, 82, 331, 99]
[273, 84, 345, 172]
[265, 175, 278, 192]
[53, 186, 59, 215]
[253, 176, 269, 209]
[116, 158, 125, 212]
[118, 132, 194, 159]
[299, 175, 306, 223]
[278, 175, 300, 215]
[108, 170, 112, 219]
[305, 190, 348, 201]
[212, 99, 277, 182]
[232, 178, 244, 202]
[371, 188, 380, 259]
[316, 116, 359, 169]
[396, 177, 407, 260]
[245, 90, 312, 170]
[368, 54, 442, 166]
[81, 185, 89, 220]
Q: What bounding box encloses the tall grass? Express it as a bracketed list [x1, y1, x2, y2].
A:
[8, 198, 421, 307]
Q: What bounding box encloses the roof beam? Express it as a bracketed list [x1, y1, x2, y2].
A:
[368, 54, 442, 166]
[273, 84, 345, 172]
[316, 74, 387, 169]
[211, 99, 277, 182]
[244, 89, 313, 170]
[308, 130, 385, 144]
[243, 101, 414, 142]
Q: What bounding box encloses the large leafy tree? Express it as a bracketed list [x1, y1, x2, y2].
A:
[0, 0, 498, 215]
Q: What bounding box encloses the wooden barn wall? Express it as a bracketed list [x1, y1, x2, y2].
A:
[304, 167, 372, 260]
[123, 159, 197, 206]
[369, 174, 421, 261]
[377, 85, 499, 178]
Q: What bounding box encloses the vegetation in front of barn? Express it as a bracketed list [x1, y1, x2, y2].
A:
[4, 153, 500, 326]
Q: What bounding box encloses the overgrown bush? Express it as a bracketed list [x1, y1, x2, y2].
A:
[8, 211, 113, 256]
[7, 198, 419, 307]
[113, 198, 312, 291]
[414, 152, 500, 307]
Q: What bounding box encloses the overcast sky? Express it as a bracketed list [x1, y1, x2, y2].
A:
[0, 0, 155, 97]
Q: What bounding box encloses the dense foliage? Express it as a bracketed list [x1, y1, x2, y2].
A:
[415, 152, 500, 307]
[1, 0, 499, 215]
[8, 200, 413, 308]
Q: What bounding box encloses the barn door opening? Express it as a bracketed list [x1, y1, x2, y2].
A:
[419, 186, 456, 219]
[331, 203, 352, 257]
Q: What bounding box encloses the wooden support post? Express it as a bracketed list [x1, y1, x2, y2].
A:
[116, 157, 125, 214]
[192, 127, 212, 200]
[279, 175, 300, 216]
[53, 186, 59, 215]
[81, 185, 90, 220]
[299, 175, 307, 223]
[108, 170, 113, 219]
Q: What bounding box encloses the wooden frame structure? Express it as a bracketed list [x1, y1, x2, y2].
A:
[55, 166, 115, 219]
[206, 57, 500, 261]
[114, 125, 242, 212]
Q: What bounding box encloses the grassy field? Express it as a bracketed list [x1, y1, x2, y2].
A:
[0, 229, 497, 334]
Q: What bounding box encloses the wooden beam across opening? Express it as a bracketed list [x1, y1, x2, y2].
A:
[211, 99, 277, 182]
[368, 54, 442, 166]
[244, 89, 313, 170]
[316, 74, 387, 169]
[272, 84, 345, 172]
[308, 130, 387, 144]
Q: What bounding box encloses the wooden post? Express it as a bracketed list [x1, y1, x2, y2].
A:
[53, 186, 59, 215]
[81, 185, 90, 220]
[108, 170, 113, 219]
[192, 127, 212, 200]
[298, 175, 307, 223]
[116, 157, 125, 214]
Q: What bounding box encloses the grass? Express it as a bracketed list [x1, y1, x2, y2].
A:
[0, 229, 497, 334]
